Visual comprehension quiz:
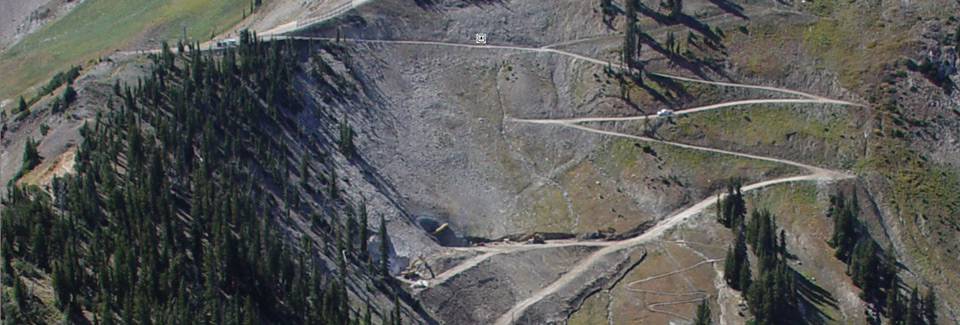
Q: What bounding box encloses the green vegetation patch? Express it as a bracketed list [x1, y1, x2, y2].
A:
[2, 0, 248, 103]
[567, 290, 611, 325]
[663, 103, 865, 168]
[858, 137, 960, 310]
[722, 0, 916, 92]
[523, 185, 574, 233]
[593, 137, 643, 178]
[657, 142, 802, 179]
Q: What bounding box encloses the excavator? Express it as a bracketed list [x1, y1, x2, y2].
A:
[401, 255, 434, 280]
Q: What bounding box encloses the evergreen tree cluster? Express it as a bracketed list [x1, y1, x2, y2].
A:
[2, 31, 388, 324]
[825, 191, 937, 324]
[716, 181, 745, 228]
[717, 187, 939, 324]
[742, 209, 797, 325]
[717, 183, 797, 324]
[828, 192, 859, 262]
[10, 137, 42, 184]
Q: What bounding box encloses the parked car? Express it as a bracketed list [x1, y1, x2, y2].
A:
[657, 109, 674, 116]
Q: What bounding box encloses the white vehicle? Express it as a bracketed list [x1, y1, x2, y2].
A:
[657, 109, 674, 116]
[412, 280, 429, 289]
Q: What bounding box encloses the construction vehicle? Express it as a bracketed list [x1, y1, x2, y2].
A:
[430, 223, 449, 236]
[401, 256, 433, 280]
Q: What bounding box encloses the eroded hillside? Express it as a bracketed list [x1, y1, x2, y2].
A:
[2, 0, 959, 324]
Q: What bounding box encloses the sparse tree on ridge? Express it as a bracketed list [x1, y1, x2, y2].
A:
[694, 299, 712, 325]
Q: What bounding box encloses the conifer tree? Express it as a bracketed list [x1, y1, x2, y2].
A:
[328, 159, 339, 200]
[738, 253, 752, 293]
[21, 137, 40, 171]
[363, 306, 372, 325]
[300, 153, 309, 188]
[379, 215, 390, 277]
[883, 244, 899, 290]
[850, 239, 881, 302]
[339, 115, 354, 158]
[600, 0, 614, 22]
[907, 286, 920, 325]
[887, 283, 903, 324]
[694, 299, 711, 325]
[723, 246, 737, 287]
[829, 192, 859, 262]
[360, 200, 370, 262]
[923, 289, 937, 325]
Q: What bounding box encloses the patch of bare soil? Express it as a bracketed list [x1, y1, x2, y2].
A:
[20, 146, 75, 186]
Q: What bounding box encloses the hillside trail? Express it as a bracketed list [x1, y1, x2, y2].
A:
[510, 98, 856, 124]
[121, 30, 864, 107]
[116, 13, 865, 108]
[623, 242, 720, 321]
[276, 36, 867, 105]
[543, 5, 819, 50]
[203, 33, 856, 322]
[492, 81, 854, 324]
[492, 172, 846, 324]
[114, 19, 861, 324]
[426, 240, 609, 287]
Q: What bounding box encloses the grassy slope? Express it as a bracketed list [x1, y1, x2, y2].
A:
[1, 0, 248, 104]
[711, 0, 960, 319]
[656, 103, 867, 169]
[510, 134, 803, 236]
[570, 0, 960, 320]
[856, 135, 960, 313]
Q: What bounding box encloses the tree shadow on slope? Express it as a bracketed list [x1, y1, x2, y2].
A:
[643, 71, 692, 104]
[636, 4, 726, 45]
[638, 33, 729, 81]
[601, 4, 626, 30]
[704, 0, 749, 20]
[792, 268, 840, 325]
[637, 77, 678, 108]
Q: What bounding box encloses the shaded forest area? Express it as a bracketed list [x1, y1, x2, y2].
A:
[2, 32, 404, 324]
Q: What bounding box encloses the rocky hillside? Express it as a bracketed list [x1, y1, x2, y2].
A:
[2, 0, 959, 323]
